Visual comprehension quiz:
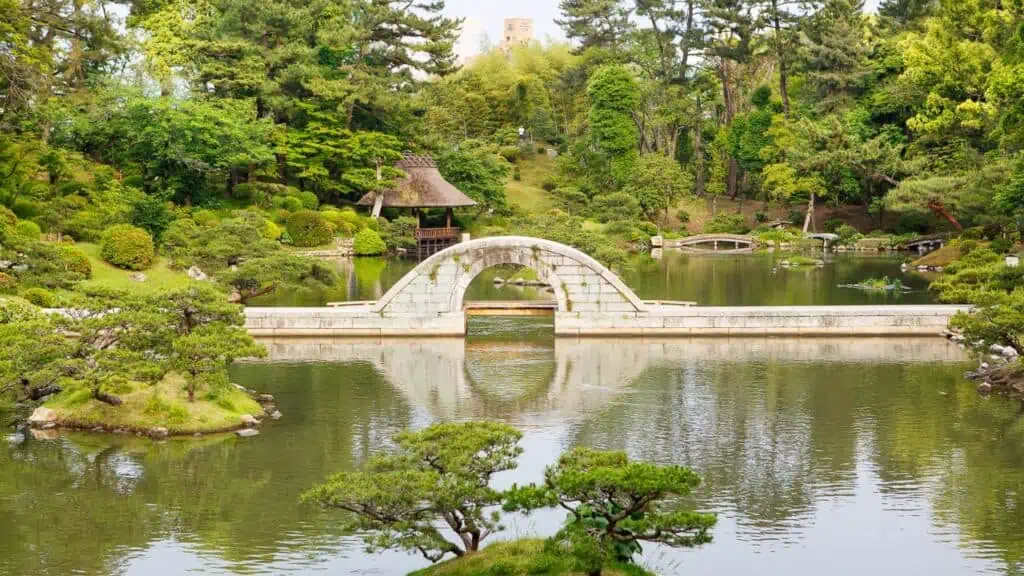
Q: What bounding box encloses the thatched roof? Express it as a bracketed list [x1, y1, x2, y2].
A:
[356, 154, 477, 209]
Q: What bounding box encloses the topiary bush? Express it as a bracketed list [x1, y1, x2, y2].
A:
[262, 219, 282, 241]
[20, 287, 57, 308]
[499, 146, 521, 163]
[958, 239, 978, 255]
[281, 196, 304, 213]
[541, 177, 558, 192]
[14, 220, 41, 240]
[296, 191, 319, 210]
[0, 206, 17, 228]
[286, 210, 334, 247]
[835, 224, 863, 246]
[60, 246, 92, 279]
[591, 192, 642, 222]
[704, 213, 750, 235]
[989, 238, 1013, 254]
[637, 221, 659, 236]
[192, 209, 220, 227]
[353, 228, 387, 256]
[100, 224, 155, 270]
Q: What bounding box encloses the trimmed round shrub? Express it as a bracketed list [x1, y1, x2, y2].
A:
[637, 221, 659, 236]
[14, 220, 41, 240]
[286, 210, 334, 247]
[989, 238, 1013, 254]
[262, 219, 282, 241]
[541, 178, 558, 192]
[192, 209, 220, 227]
[353, 228, 387, 256]
[297, 191, 319, 210]
[13, 199, 42, 219]
[339, 209, 363, 229]
[20, 287, 56, 308]
[0, 272, 16, 290]
[0, 206, 17, 228]
[271, 208, 291, 224]
[100, 224, 155, 270]
[499, 146, 521, 163]
[60, 246, 92, 279]
[958, 239, 978, 255]
[281, 196, 304, 213]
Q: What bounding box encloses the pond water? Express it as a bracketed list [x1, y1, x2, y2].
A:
[257, 251, 938, 307]
[3, 333, 1024, 576]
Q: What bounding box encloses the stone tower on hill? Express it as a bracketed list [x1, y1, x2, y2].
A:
[500, 18, 534, 51]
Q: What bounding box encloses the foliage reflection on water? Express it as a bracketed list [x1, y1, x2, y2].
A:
[255, 251, 937, 307]
[3, 333, 1024, 575]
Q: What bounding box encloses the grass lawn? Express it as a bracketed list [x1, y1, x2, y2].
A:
[76, 242, 192, 293]
[46, 375, 263, 435]
[912, 243, 962, 268]
[506, 153, 558, 213]
[407, 539, 654, 576]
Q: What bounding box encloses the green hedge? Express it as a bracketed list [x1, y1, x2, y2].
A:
[60, 246, 93, 279]
[353, 228, 387, 256]
[20, 287, 56, 308]
[14, 220, 41, 240]
[281, 196, 304, 213]
[286, 210, 334, 247]
[297, 191, 319, 210]
[100, 224, 155, 270]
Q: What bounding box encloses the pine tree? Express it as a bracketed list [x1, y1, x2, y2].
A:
[556, 0, 633, 54]
[703, 0, 756, 198]
[799, 0, 870, 110]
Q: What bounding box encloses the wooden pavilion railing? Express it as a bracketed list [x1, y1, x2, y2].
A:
[415, 227, 461, 240]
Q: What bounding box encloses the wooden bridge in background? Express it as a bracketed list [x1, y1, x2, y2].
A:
[667, 234, 757, 253]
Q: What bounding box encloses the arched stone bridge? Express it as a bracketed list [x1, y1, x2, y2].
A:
[666, 234, 756, 253]
[244, 236, 967, 337]
[375, 236, 647, 317]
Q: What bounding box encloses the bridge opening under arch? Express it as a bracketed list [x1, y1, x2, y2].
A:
[463, 263, 556, 338]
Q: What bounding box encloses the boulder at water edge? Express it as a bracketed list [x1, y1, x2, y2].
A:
[236, 428, 259, 438]
[27, 407, 57, 428]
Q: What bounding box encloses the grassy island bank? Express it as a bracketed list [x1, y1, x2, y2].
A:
[407, 540, 654, 576]
[40, 376, 264, 436]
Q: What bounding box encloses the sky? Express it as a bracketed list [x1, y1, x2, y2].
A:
[446, 0, 884, 61]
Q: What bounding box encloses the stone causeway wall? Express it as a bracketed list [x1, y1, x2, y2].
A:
[243, 236, 969, 338]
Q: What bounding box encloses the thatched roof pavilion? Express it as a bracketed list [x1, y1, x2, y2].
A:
[357, 154, 476, 212]
[357, 153, 475, 259]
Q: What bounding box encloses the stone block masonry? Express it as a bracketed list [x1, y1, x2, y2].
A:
[242, 237, 970, 338]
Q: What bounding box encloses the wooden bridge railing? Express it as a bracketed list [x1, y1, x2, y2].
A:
[415, 227, 461, 240]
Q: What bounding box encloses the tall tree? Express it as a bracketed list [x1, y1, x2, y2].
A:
[557, 0, 633, 54]
[754, 0, 810, 117]
[703, 0, 756, 198]
[799, 0, 870, 110]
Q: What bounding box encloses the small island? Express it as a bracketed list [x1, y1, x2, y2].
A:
[2, 283, 276, 438]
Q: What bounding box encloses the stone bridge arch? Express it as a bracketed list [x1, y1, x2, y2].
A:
[373, 237, 647, 317]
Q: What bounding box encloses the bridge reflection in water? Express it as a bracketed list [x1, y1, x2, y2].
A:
[250, 337, 969, 422]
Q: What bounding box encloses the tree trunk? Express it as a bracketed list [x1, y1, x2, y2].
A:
[727, 158, 739, 199]
[694, 106, 705, 197]
[803, 193, 816, 233]
[773, 1, 791, 117]
[928, 202, 963, 231]
[94, 389, 123, 406]
[28, 385, 62, 401]
[718, 61, 739, 198]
